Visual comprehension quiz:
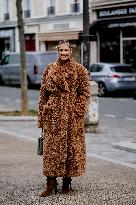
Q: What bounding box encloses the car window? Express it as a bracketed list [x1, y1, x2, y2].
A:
[37, 53, 57, 64]
[110, 65, 135, 73]
[90, 64, 103, 72]
[26, 55, 36, 64]
[9, 54, 20, 64]
[1, 55, 10, 65]
[25, 53, 57, 64]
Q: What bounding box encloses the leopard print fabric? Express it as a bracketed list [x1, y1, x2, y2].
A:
[37, 57, 90, 177]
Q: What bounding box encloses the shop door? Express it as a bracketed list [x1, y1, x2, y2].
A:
[123, 39, 136, 70]
[0, 38, 5, 60]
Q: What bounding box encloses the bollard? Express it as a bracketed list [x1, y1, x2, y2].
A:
[84, 80, 99, 133]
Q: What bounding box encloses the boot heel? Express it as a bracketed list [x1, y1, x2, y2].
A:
[55, 185, 58, 194]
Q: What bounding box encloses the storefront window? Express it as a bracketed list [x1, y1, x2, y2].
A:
[100, 30, 120, 63]
[4, 38, 10, 51]
[123, 29, 136, 37]
[122, 28, 136, 70]
[123, 40, 136, 70]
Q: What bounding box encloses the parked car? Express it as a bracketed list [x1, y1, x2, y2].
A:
[0, 51, 57, 86]
[89, 62, 136, 97]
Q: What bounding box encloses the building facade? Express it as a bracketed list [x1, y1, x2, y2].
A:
[0, 0, 83, 62]
[2, 0, 135, 66]
[90, 0, 136, 67]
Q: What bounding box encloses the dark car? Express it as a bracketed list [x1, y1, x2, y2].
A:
[89, 62, 136, 97]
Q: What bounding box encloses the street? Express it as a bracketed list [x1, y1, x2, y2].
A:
[99, 97, 136, 120]
[0, 85, 136, 119]
[0, 85, 136, 204]
[0, 85, 136, 166]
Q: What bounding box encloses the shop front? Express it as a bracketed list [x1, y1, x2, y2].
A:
[90, 3, 136, 68]
[0, 28, 15, 59]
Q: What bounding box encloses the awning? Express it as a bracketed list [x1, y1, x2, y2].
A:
[38, 31, 79, 41]
[90, 16, 136, 32]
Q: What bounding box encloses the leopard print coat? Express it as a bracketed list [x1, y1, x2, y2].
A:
[37, 57, 90, 177]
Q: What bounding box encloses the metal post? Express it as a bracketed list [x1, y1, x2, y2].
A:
[83, 0, 90, 70]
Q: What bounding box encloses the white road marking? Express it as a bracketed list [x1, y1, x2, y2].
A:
[104, 114, 116, 118]
[15, 99, 21, 103]
[3, 98, 11, 102]
[104, 114, 136, 121]
[125, 117, 136, 121]
[118, 98, 130, 102]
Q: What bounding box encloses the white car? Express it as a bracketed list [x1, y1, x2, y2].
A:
[89, 62, 136, 97]
[0, 51, 57, 86]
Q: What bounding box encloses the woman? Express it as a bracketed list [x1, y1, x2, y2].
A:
[37, 40, 90, 197]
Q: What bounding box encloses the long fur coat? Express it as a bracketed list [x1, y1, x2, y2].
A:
[38, 57, 90, 177]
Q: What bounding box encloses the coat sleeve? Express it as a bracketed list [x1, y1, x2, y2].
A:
[75, 65, 90, 118]
[37, 67, 50, 128]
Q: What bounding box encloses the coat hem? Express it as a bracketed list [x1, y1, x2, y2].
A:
[43, 171, 86, 177]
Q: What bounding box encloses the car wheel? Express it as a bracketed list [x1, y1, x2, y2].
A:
[98, 82, 107, 97]
[0, 75, 5, 86]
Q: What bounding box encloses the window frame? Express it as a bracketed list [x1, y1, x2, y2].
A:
[47, 0, 55, 16]
[4, 0, 10, 21]
[71, 0, 80, 13]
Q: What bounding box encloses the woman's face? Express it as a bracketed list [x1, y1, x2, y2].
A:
[58, 44, 72, 61]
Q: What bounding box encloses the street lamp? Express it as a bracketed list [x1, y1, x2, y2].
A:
[83, 0, 90, 71]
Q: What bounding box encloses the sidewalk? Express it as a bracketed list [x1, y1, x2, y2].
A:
[0, 115, 136, 168]
[0, 133, 136, 205]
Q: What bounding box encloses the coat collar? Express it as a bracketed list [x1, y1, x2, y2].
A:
[48, 57, 78, 92]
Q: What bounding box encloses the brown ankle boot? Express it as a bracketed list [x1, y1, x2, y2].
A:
[40, 176, 57, 197]
[61, 177, 73, 194]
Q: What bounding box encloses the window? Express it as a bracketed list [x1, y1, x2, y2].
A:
[71, 0, 80, 13]
[100, 30, 120, 63]
[4, 0, 10, 21]
[1, 55, 10, 65]
[110, 65, 135, 73]
[23, 0, 31, 18]
[90, 64, 103, 72]
[9, 54, 20, 64]
[24, 10, 30, 18]
[47, 0, 55, 15]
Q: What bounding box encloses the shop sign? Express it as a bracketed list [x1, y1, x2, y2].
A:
[108, 22, 136, 28]
[53, 23, 69, 30]
[97, 5, 136, 19]
[0, 29, 13, 37]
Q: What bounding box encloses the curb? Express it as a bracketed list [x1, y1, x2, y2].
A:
[112, 141, 136, 153]
[88, 153, 136, 169]
[0, 116, 37, 121]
